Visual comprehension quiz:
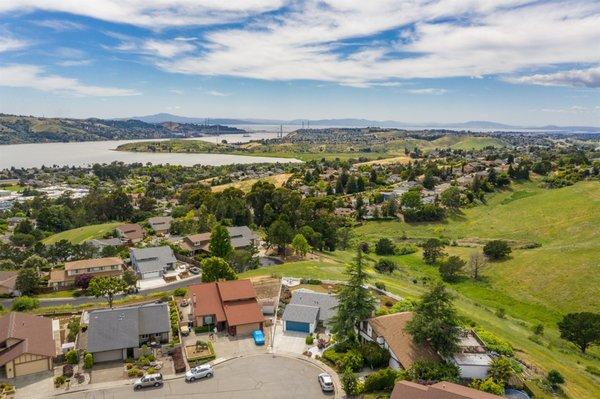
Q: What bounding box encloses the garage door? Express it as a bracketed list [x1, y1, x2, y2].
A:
[286, 321, 310, 333]
[15, 358, 49, 376]
[93, 349, 124, 363]
[142, 271, 161, 279]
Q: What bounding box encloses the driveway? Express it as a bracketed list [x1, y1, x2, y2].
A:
[57, 354, 335, 399]
[273, 321, 309, 354]
[10, 370, 54, 399]
[188, 331, 267, 360]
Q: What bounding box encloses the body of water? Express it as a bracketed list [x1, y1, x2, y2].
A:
[0, 133, 298, 169]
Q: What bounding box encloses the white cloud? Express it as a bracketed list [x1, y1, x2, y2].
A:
[408, 88, 448, 95]
[110, 36, 196, 58]
[0, 1, 286, 28]
[0, 64, 140, 96]
[56, 59, 92, 67]
[506, 67, 600, 88]
[31, 19, 85, 31]
[0, 35, 28, 52]
[169, 89, 184, 95]
[539, 105, 600, 114]
[206, 90, 230, 97]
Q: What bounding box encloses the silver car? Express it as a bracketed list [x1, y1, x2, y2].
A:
[185, 364, 214, 382]
[133, 373, 163, 390]
[318, 373, 334, 392]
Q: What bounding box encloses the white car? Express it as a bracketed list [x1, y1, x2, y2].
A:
[318, 373, 334, 392]
[185, 365, 214, 382]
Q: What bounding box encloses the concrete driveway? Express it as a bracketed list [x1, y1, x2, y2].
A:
[187, 331, 268, 360]
[57, 354, 335, 399]
[273, 322, 309, 354]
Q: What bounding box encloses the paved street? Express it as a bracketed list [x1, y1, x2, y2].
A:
[56, 355, 334, 399]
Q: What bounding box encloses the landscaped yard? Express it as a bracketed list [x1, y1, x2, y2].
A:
[42, 222, 122, 245]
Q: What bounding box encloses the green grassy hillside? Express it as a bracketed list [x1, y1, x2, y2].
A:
[42, 222, 122, 245]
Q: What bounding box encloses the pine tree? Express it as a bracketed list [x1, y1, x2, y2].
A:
[209, 224, 233, 258]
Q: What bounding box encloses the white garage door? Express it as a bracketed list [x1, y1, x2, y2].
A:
[15, 359, 49, 376]
[94, 349, 124, 363]
[142, 271, 161, 279]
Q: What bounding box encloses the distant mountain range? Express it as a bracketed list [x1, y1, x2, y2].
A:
[130, 113, 600, 133]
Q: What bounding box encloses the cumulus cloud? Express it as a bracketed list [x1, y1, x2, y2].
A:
[110, 36, 196, 58]
[0, 64, 140, 96]
[0, 0, 285, 28]
[506, 67, 600, 88]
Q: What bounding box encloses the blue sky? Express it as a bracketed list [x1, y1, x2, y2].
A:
[0, 1, 599, 125]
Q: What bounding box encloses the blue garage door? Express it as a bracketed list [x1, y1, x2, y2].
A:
[286, 320, 310, 332]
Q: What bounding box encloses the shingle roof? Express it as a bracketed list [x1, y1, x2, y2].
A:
[148, 216, 172, 231]
[65, 257, 123, 271]
[0, 271, 18, 291]
[130, 246, 176, 274]
[217, 280, 257, 302]
[368, 312, 441, 368]
[0, 312, 56, 365]
[290, 291, 338, 322]
[87, 303, 169, 352]
[391, 381, 503, 399]
[282, 304, 319, 324]
[116, 223, 144, 240]
[189, 282, 227, 323]
[223, 299, 265, 327]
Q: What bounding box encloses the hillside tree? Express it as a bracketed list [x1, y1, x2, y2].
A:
[209, 224, 233, 258]
[201, 257, 237, 282]
[87, 276, 127, 308]
[557, 312, 600, 353]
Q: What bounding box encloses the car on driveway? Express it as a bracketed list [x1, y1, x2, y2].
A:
[318, 373, 334, 392]
[252, 329, 265, 345]
[185, 364, 214, 382]
[133, 373, 163, 390]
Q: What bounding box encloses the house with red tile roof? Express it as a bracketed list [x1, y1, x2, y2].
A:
[0, 312, 57, 378]
[189, 279, 264, 336]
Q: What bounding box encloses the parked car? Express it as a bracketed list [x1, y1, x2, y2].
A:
[189, 267, 200, 274]
[252, 329, 265, 345]
[185, 365, 213, 382]
[318, 373, 334, 392]
[133, 373, 163, 390]
[180, 325, 190, 336]
[180, 299, 189, 307]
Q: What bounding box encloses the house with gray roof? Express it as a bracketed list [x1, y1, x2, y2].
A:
[130, 246, 177, 280]
[86, 303, 170, 362]
[282, 290, 339, 333]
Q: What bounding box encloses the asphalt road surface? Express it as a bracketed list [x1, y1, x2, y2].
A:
[56, 355, 334, 399]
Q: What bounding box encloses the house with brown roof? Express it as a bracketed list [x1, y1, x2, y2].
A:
[390, 380, 502, 399]
[0, 312, 57, 378]
[115, 223, 144, 244]
[189, 279, 264, 336]
[148, 216, 172, 235]
[48, 257, 124, 289]
[181, 226, 259, 255]
[357, 312, 441, 370]
[0, 271, 19, 296]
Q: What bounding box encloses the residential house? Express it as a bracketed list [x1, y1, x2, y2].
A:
[115, 223, 144, 244]
[86, 303, 170, 362]
[0, 312, 57, 378]
[148, 216, 172, 236]
[88, 237, 123, 250]
[181, 226, 258, 255]
[0, 271, 19, 296]
[283, 290, 338, 333]
[334, 207, 355, 218]
[130, 246, 177, 280]
[390, 380, 502, 399]
[189, 279, 264, 336]
[48, 257, 124, 289]
[451, 330, 493, 379]
[358, 312, 440, 370]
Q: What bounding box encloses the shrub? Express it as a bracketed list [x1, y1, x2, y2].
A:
[361, 342, 390, 369]
[322, 347, 345, 365]
[374, 281, 386, 290]
[341, 369, 361, 396]
[125, 363, 134, 370]
[488, 356, 513, 385]
[358, 242, 370, 253]
[475, 329, 513, 356]
[483, 240, 511, 260]
[127, 368, 140, 377]
[137, 355, 150, 367]
[62, 364, 74, 377]
[470, 378, 504, 395]
[306, 334, 314, 345]
[147, 367, 157, 374]
[336, 349, 363, 372]
[495, 308, 506, 319]
[173, 287, 187, 297]
[194, 325, 211, 334]
[374, 258, 397, 274]
[363, 368, 397, 393]
[547, 370, 565, 389]
[375, 238, 395, 255]
[396, 244, 417, 255]
[54, 376, 66, 387]
[407, 360, 459, 383]
[532, 323, 544, 336]
[389, 298, 416, 313]
[67, 317, 80, 342]
[84, 353, 93, 369]
[147, 354, 156, 362]
[300, 278, 322, 285]
[65, 349, 78, 365]
[11, 296, 39, 311]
